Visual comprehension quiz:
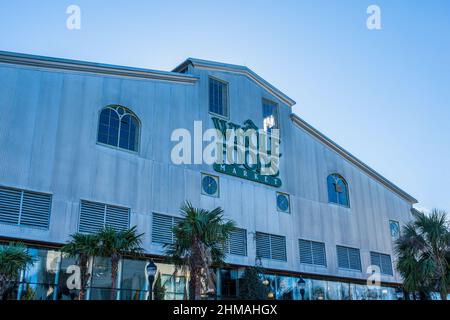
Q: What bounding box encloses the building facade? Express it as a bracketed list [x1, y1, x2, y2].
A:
[0, 51, 417, 300]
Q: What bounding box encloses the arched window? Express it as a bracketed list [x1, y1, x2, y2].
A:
[327, 174, 349, 207]
[97, 105, 140, 152]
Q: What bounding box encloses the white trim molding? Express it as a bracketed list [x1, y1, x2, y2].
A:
[290, 113, 418, 204]
[173, 58, 296, 107]
[0, 51, 199, 84]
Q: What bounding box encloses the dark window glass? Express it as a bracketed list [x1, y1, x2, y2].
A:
[327, 174, 349, 207]
[263, 100, 279, 132]
[97, 106, 140, 152]
[208, 78, 228, 117]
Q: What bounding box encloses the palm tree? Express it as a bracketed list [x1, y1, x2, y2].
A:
[0, 242, 34, 300]
[395, 209, 450, 300]
[96, 226, 144, 300]
[165, 201, 235, 300]
[61, 233, 99, 300]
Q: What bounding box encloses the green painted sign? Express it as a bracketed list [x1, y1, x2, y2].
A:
[211, 117, 282, 187]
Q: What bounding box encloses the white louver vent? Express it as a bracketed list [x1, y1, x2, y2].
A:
[226, 228, 247, 256]
[152, 213, 182, 245]
[256, 232, 287, 261]
[336, 245, 362, 271]
[370, 251, 393, 275]
[299, 239, 327, 267]
[0, 186, 51, 229]
[79, 200, 129, 233]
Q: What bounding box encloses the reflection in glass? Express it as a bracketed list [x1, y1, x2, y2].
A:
[120, 259, 147, 300]
[24, 248, 60, 285]
[90, 257, 113, 300]
[57, 254, 79, 300]
[161, 274, 186, 300]
[311, 279, 326, 300]
[220, 269, 237, 299]
[350, 284, 368, 300]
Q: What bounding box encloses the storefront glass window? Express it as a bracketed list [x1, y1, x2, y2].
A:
[120, 258, 148, 300]
[20, 247, 61, 300]
[350, 284, 369, 300]
[161, 274, 186, 300]
[90, 257, 113, 300]
[57, 254, 79, 300]
[276, 276, 298, 300]
[220, 269, 238, 299]
[311, 279, 326, 300]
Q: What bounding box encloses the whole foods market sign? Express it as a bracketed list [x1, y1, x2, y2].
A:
[211, 117, 282, 187]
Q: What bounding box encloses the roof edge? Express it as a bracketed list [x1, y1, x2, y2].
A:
[290, 113, 418, 204]
[0, 51, 199, 84]
[173, 58, 296, 107]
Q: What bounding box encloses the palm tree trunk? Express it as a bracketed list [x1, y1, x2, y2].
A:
[110, 255, 119, 300]
[79, 254, 89, 300]
[0, 274, 9, 300]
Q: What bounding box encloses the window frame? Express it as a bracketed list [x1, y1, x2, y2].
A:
[327, 173, 350, 208]
[262, 98, 280, 132]
[389, 220, 400, 240]
[208, 76, 230, 119]
[96, 104, 141, 154]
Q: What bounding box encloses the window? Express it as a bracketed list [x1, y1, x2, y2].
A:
[120, 259, 148, 300]
[276, 192, 290, 213]
[78, 200, 130, 233]
[97, 105, 140, 152]
[225, 228, 247, 256]
[208, 77, 228, 117]
[299, 239, 327, 267]
[256, 232, 287, 261]
[336, 245, 361, 271]
[21, 247, 61, 300]
[370, 252, 393, 276]
[201, 173, 219, 197]
[327, 174, 350, 207]
[389, 220, 400, 240]
[90, 256, 113, 300]
[152, 213, 183, 245]
[161, 274, 186, 300]
[262, 99, 279, 132]
[0, 186, 52, 229]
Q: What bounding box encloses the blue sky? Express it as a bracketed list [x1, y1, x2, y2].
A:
[1, 0, 449, 212]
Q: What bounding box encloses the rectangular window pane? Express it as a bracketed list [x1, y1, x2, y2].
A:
[209, 78, 228, 117]
[262, 99, 278, 132]
[24, 248, 60, 285]
[91, 257, 112, 292]
[120, 259, 147, 300]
